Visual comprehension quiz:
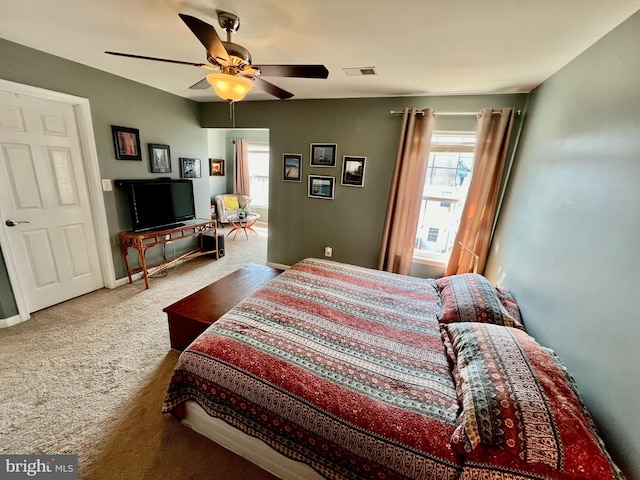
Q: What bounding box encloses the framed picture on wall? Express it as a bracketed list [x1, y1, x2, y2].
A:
[310, 143, 337, 167]
[112, 125, 142, 160]
[308, 175, 335, 199]
[283, 153, 302, 182]
[209, 159, 224, 176]
[180, 158, 201, 178]
[148, 144, 171, 173]
[341, 156, 366, 187]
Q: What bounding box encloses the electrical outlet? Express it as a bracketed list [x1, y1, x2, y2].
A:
[324, 246, 332, 257]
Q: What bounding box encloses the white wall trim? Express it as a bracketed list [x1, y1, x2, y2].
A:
[0, 79, 115, 324]
[73, 99, 116, 288]
[0, 314, 23, 329]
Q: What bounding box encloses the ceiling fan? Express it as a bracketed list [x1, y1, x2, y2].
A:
[106, 10, 329, 102]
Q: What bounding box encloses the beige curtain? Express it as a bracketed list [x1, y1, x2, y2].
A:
[378, 108, 435, 275]
[233, 139, 250, 195]
[445, 107, 516, 276]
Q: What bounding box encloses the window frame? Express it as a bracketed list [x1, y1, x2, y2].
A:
[413, 131, 476, 267]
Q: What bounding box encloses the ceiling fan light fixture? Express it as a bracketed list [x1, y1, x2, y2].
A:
[206, 73, 253, 102]
[107, 12, 327, 101]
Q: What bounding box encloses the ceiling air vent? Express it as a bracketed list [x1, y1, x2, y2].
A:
[342, 67, 378, 76]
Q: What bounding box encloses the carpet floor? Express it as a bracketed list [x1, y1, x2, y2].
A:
[0, 227, 279, 480]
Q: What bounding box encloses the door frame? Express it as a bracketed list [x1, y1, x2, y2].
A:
[0, 79, 115, 325]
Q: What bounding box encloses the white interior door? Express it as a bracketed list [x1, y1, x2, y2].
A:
[0, 90, 104, 313]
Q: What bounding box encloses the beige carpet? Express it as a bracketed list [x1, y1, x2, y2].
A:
[0, 227, 279, 480]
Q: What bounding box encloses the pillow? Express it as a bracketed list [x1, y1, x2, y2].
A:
[222, 195, 239, 211]
[495, 284, 524, 328]
[436, 273, 524, 330]
[441, 322, 623, 479]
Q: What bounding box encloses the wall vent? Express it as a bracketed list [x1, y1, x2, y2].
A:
[342, 67, 378, 76]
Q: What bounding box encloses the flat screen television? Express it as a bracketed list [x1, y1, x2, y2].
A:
[116, 179, 196, 232]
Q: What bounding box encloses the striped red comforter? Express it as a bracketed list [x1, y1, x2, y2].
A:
[163, 258, 625, 479]
[163, 258, 463, 479]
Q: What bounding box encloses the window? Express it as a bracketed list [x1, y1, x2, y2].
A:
[247, 142, 269, 207]
[427, 227, 439, 242]
[414, 132, 476, 264]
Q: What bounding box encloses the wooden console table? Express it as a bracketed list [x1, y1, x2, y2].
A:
[119, 220, 217, 289]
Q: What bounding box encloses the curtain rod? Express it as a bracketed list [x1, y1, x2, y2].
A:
[389, 109, 521, 117]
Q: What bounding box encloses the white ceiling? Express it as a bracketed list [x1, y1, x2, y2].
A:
[1, 0, 639, 103]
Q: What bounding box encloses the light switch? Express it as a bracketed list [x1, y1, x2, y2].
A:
[102, 179, 113, 191]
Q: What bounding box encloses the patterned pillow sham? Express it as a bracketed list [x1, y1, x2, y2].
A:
[436, 273, 524, 330]
[441, 322, 625, 480]
[495, 284, 524, 327]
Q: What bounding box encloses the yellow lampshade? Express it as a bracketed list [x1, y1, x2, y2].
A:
[206, 73, 253, 102]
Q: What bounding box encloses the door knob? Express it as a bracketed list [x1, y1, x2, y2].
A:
[5, 219, 30, 227]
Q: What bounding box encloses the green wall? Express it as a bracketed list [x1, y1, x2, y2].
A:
[485, 11, 640, 478]
[0, 38, 209, 298]
[0, 246, 17, 317]
[200, 95, 526, 270]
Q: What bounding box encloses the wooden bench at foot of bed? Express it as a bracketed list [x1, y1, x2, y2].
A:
[163, 263, 284, 351]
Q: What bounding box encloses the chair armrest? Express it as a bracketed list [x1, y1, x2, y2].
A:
[214, 195, 228, 223]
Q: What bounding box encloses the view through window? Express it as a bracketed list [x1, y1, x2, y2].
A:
[247, 142, 269, 207]
[414, 132, 476, 264]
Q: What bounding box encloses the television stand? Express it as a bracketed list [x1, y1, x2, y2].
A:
[119, 219, 217, 289]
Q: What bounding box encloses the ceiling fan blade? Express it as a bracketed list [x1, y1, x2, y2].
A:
[251, 76, 294, 100]
[189, 78, 211, 90]
[252, 64, 329, 79]
[105, 51, 209, 68]
[178, 13, 231, 66]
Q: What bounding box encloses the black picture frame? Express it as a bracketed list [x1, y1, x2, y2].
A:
[341, 156, 366, 187]
[283, 153, 302, 182]
[310, 143, 337, 167]
[180, 158, 201, 178]
[112, 125, 142, 161]
[148, 144, 171, 173]
[308, 175, 335, 199]
[209, 159, 225, 176]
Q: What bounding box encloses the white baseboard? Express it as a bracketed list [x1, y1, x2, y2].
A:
[113, 276, 132, 288]
[0, 314, 26, 328]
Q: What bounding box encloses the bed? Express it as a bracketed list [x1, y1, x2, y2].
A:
[163, 258, 625, 480]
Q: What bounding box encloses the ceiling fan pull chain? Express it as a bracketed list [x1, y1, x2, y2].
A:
[229, 99, 236, 128]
